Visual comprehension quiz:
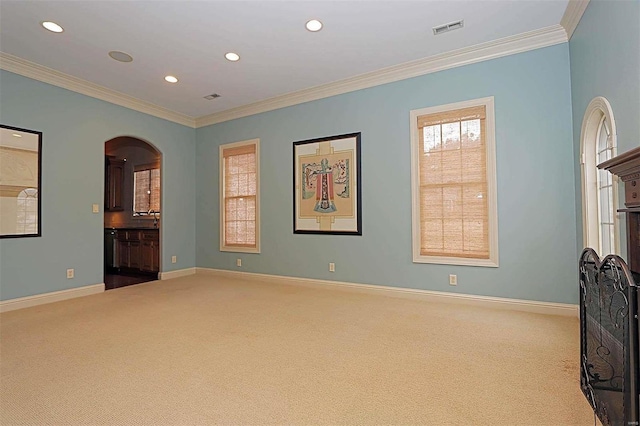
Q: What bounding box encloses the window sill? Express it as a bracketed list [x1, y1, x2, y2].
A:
[413, 254, 499, 268]
[220, 246, 260, 254]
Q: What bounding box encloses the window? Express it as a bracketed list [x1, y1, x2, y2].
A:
[410, 97, 498, 267]
[596, 117, 615, 255]
[220, 139, 260, 253]
[17, 188, 38, 234]
[580, 97, 618, 255]
[133, 164, 160, 215]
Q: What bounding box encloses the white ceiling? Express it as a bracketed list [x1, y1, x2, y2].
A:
[0, 1, 570, 121]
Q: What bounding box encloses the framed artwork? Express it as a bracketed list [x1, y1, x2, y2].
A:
[293, 132, 361, 235]
[0, 124, 42, 238]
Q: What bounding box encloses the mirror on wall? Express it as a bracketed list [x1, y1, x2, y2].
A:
[0, 125, 42, 238]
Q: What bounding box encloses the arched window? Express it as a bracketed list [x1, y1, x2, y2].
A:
[580, 97, 618, 256]
[17, 188, 38, 234]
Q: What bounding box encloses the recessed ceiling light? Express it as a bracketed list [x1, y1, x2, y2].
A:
[306, 19, 323, 32]
[12, 133, 22, 138]
[108, 51, 133, 63]
[42, 21, 64, 33]
[164, 75, 178, 83]
[225, 52, 240, 62]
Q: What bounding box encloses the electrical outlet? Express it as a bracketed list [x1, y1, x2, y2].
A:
[67, 269, 74, 279]
[329, 262, 335, 272]
[236, 258, 242, 267]
[92, 203, 99, 213]
[449, 274, 457, 286]
[171, 256, 177, 264]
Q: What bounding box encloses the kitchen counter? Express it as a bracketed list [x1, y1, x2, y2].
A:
[105, 227, 158, 231]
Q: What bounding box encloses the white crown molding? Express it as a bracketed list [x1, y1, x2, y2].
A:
[196, 24, 568, 128]
[0, 283, 104, 313]
[1, 24, 568, 130]
[196, 268, 579, 317]
[561, 0, 590, 39]
[0, 52, 196, 128]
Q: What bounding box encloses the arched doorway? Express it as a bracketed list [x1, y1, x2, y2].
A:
[104, 136, 162, 290]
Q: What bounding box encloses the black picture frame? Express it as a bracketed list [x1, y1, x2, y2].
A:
[293, 132, 362, 235]
[0, 124, 43, 238]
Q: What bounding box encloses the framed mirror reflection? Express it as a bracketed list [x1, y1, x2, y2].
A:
[0, 124, 42, 238]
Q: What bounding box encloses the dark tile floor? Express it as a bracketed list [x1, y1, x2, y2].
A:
[104, 273, 156, 290]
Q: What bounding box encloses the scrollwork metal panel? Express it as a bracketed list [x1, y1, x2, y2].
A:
[579, 248, 639, 426]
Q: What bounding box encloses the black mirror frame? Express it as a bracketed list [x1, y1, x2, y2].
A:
[0, 124, 42, 239]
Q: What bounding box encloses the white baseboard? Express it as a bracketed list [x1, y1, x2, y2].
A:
[196, 268, 579, 317]
[159, 267, 197, 280]
[0, 283, 105, 313]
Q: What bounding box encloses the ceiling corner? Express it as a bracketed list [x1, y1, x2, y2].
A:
[561, 0, 590, 40]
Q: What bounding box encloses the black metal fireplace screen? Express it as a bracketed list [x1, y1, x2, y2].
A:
[579, 248, 639, 426]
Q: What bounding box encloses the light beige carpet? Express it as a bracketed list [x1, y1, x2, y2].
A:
[1, 274, 595, 425]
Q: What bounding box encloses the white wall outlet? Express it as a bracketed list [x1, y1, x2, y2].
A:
[236, 258, 242, 267]
[329, 262, 335, 272]
[67, 269, 74, 279]
[171, 256, 177, 264]
[92, 203, 99, 213]
[449, 274, 457, 286]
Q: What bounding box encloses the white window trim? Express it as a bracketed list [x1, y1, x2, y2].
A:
[410, 96, 499, 267]
[579, 96, 620, 255]
[219, 138, 261, 253]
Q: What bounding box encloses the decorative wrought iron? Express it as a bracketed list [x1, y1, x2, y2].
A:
[579, 248, 639, 426]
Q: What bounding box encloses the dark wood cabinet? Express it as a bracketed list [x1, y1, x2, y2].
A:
[105, 156, 125, 211]
[598, 146, 640, 276]
[129, 241, 141, 269]
[140, 230, 160, 272]
[117, 232, 140, 270]
[116, 229, 158, 274]
[118, 240, 142, 269]
[141, 241, 157, 272]
[117, 239, 129, 268]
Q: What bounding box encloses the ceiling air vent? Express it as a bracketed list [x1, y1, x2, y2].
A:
[433, 20, 464, 35]
[204, 93, 221, 100]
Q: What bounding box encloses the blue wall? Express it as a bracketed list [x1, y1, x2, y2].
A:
[1, 40, 596, 305]
[569, 0, 640, 254]
[0, 71, 196, 300]
[196, 44, 578, 304]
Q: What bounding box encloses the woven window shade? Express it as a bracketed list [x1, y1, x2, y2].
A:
[134, 168, 160, 213]
[223, 144, 257, 248]
[134, 170, 150, 212]
[150, 168, 160, 211]
[417, 105, 489, 259]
